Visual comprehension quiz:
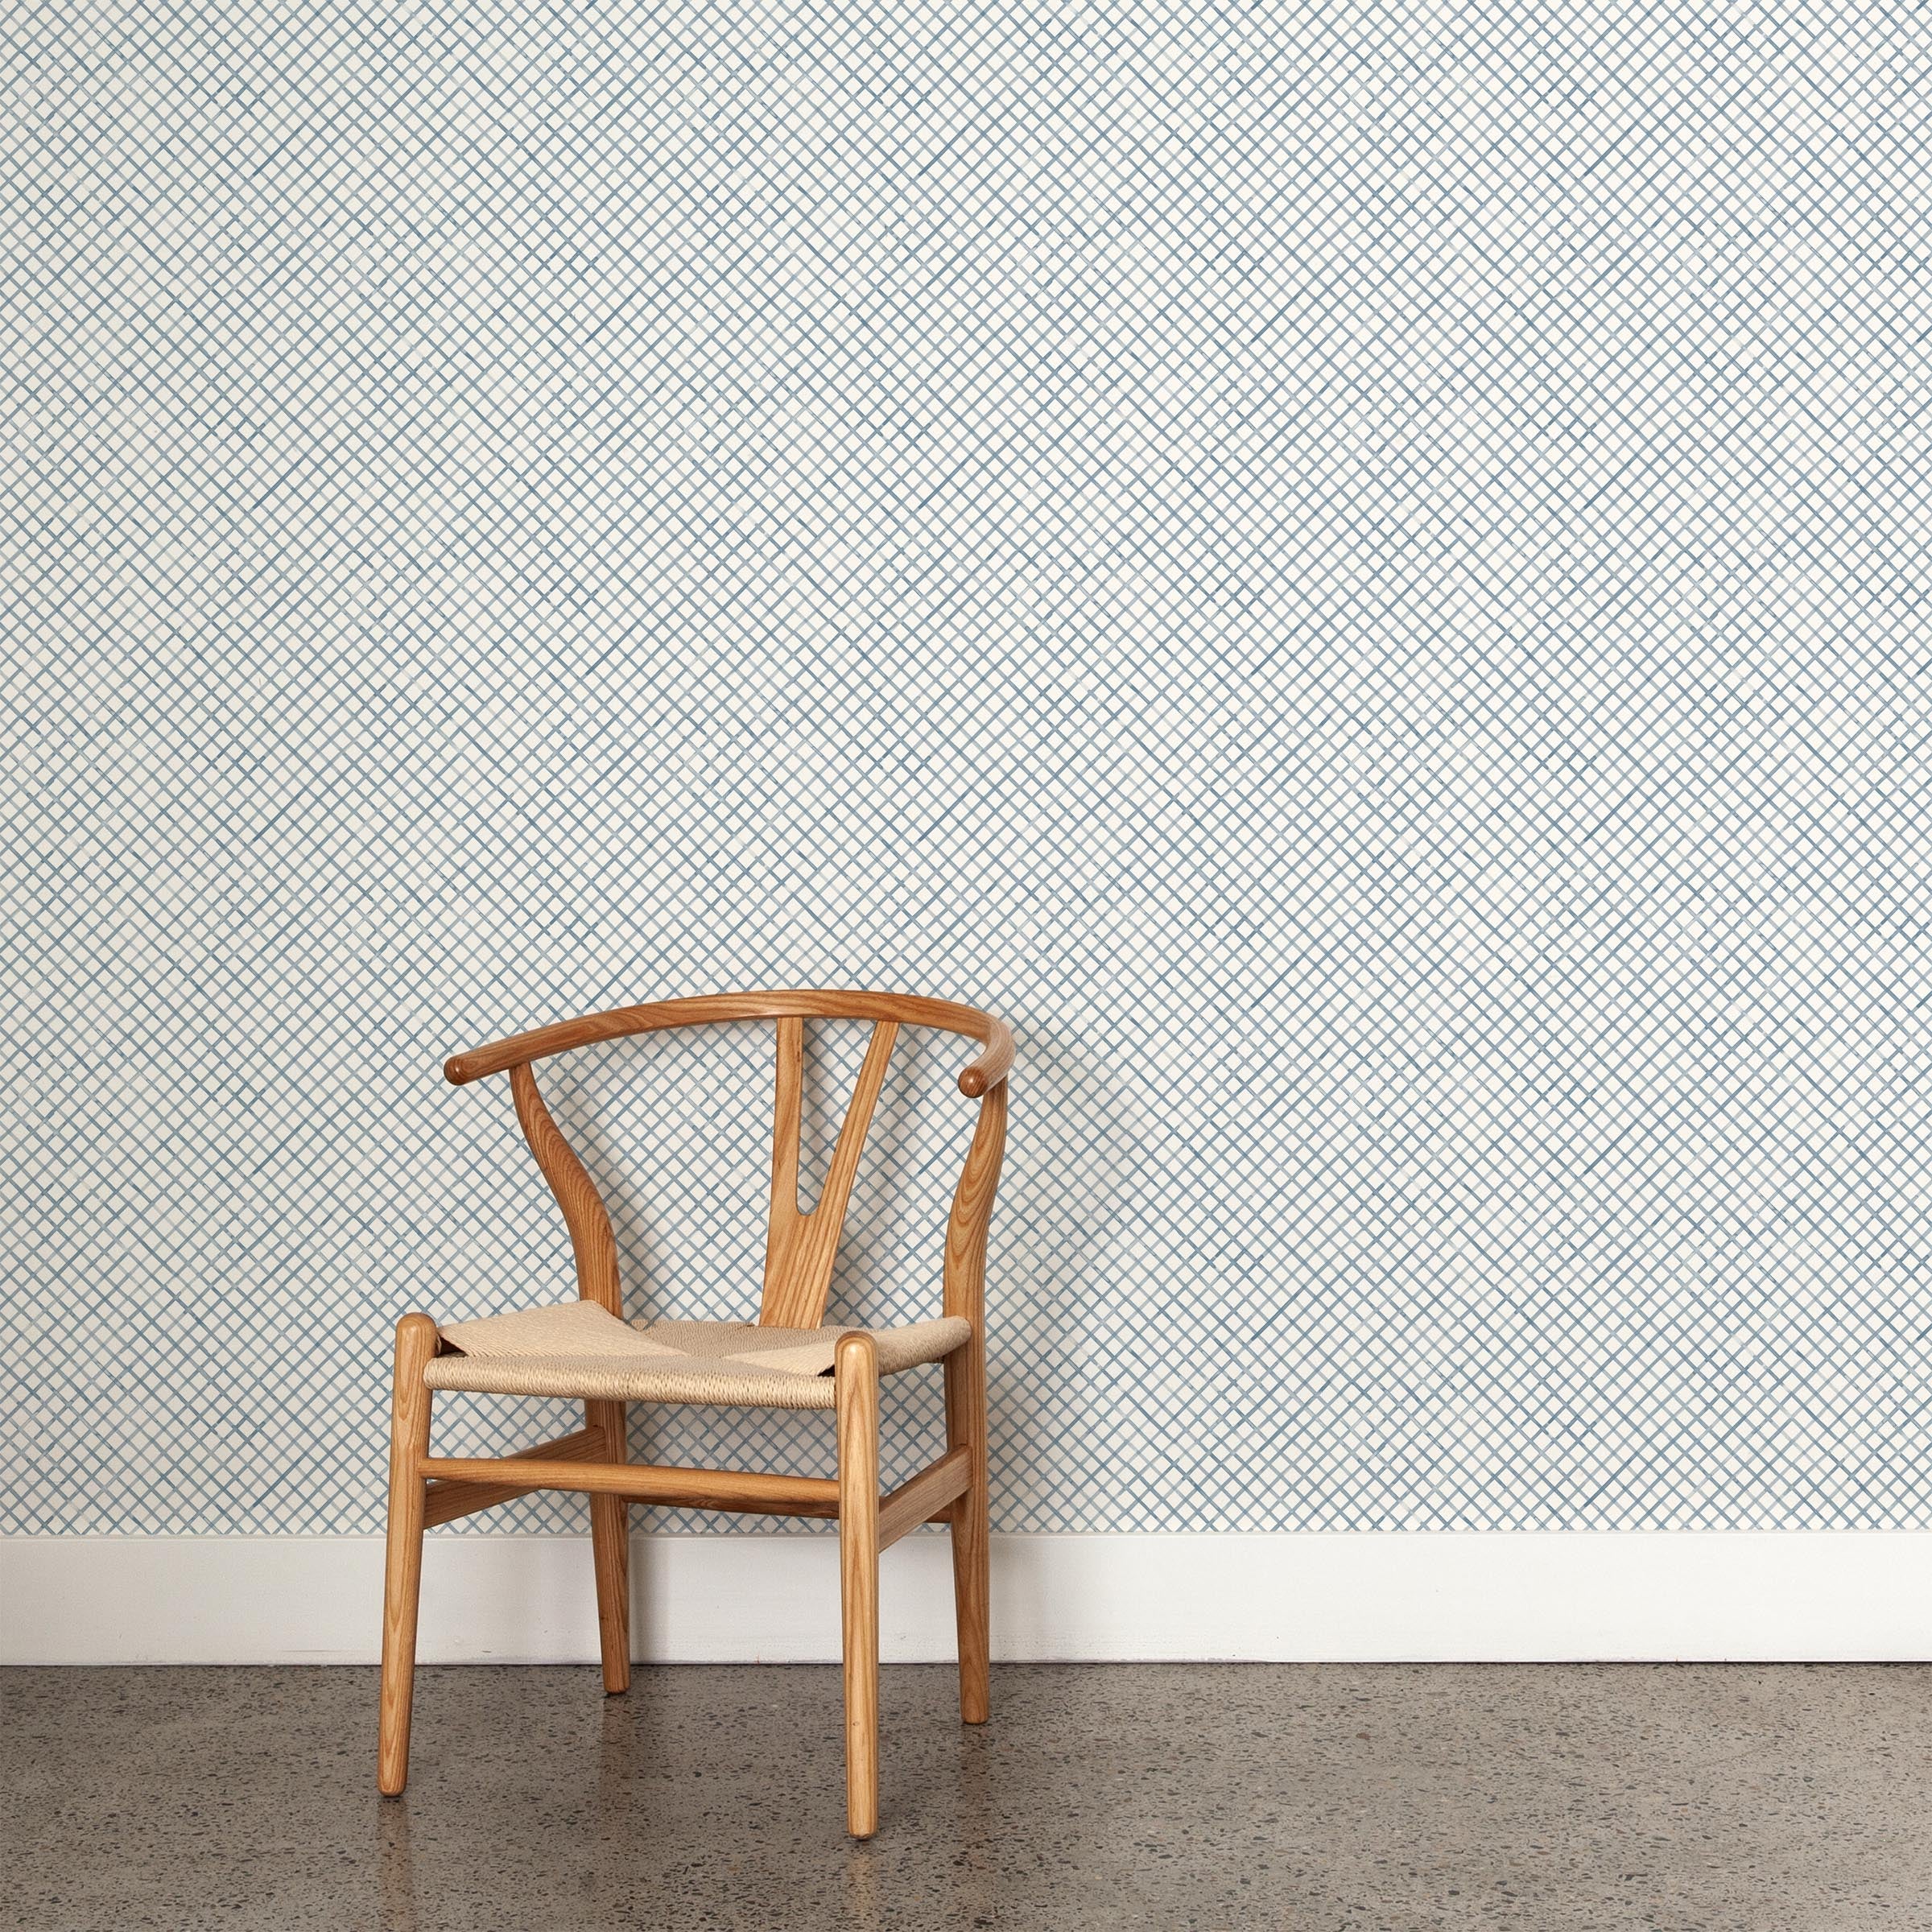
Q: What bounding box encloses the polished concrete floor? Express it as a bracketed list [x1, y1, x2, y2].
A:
[5, 1663, 1927, 1930]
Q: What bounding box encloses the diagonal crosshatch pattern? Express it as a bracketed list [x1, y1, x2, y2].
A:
[3, 2, 1928, 1536]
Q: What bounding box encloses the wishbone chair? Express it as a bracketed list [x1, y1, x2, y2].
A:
[375, 989, 1011, 1837]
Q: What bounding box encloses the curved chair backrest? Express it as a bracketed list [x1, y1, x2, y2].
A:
[444, 992, 1013, 1331]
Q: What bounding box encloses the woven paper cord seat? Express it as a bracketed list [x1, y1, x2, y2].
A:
[423, 1298, 971, 1409]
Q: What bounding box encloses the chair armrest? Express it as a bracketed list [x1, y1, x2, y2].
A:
[443, 993, 1014, 1095]
[955, 1016, 1013, 1097]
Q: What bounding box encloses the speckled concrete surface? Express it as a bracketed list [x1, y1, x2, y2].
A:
[5, 1664, 1928, 1930]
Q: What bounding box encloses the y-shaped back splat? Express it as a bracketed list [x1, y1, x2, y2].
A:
[762, 1018, 898, 1328]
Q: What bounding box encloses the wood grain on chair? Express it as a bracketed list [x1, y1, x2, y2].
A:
[377, 989, 1010, 1836]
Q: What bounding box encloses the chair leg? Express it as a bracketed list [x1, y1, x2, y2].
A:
[587, 1398, 630, 1695]
[378, 1313, 440, 1795]
[943, 1335, 991, 1724]
[835, 1332, 880, 1838]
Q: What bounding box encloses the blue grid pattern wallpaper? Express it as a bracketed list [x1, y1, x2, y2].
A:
[5, 2, 1927, 1536]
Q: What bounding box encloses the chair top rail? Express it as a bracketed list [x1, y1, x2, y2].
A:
[444, 989, 1013, 1096]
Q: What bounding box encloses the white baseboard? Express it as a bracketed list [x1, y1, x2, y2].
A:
[2, 1532, 1926, 1666]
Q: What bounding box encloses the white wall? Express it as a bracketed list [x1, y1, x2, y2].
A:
[6, 1534, 1927, 1666]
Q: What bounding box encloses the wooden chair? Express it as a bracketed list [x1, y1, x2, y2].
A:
[377, 989, 1011, 1837]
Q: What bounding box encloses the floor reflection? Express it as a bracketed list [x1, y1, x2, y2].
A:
[376, 1796, 417, 1932]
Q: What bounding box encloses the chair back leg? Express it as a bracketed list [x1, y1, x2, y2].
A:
[586, 1398, 632, 1694]
[836, 1332, 881, 1837]
[378, 1314, 440, 1794]
[943, 1338, 992, 1722]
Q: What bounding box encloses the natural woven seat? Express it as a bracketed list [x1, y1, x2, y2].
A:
[376, 989, 1011, 1839]
[423, 1299, 972, 1409]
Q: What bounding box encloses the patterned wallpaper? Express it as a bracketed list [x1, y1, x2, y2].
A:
[6, 2, 1926, 1537]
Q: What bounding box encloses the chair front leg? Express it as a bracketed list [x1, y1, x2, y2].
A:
[378, 1313, 440, 1794]
[835, 1331, 881, 1838]
[587, 1398, 631, 1695]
